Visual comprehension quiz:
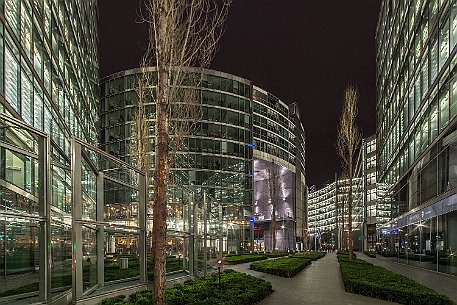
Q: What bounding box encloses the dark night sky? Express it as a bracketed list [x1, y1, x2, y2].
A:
[98, 0, 381, 187]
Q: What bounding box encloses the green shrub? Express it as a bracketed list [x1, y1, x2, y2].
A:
[338, 256, 453, 305]
[100, 294, 127, 305]
[167, 269, 272, 305]
[289, 251, 326, 261]
[265, 252, 290, 258]
[223, 254, 267, 264]
[250, 257, 311, 278]
[99, 270, 272, 305]
[379, 250, 397, 257]
[363, 251, 376, 258]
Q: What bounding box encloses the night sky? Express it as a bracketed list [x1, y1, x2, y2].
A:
[98, 0, 381, 187]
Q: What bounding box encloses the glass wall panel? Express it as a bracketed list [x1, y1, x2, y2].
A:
[51, 223, 72, 292]
[5, 47, 19, 112]
[104, 232, 140, 282]
[82, 226, 97, 291]
[438, 210, 457, 275]
[452, 1, 457, 51]
[451, 72, 457, 121]
[439, 85, 450, 131]
[440, 16, 450, 71]
[0, 217, 40, 298]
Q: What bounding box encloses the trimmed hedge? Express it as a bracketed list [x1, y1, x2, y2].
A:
[265, 252, 290, 258]
[337, 255, 453, 305]
[336, 251, 356, 258]
[289, 251, 326, 261]
[250, 257, 311, 278]
[98, 269, 273, 305]
[223, 254, 267, 265]
[363, 251, 376, 258]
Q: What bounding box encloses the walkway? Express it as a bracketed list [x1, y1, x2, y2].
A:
[358, 252, 457, 303]
[227, 252, 398, 305]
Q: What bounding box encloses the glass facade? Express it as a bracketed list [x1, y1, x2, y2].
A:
[0, 114, 147, 304]
[0, 0, 99, 145]
[377, 0, 457, 275]
[0, 1, 150, 304]
[100, 67, 307, 253]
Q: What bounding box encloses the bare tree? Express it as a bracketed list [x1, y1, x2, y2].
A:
[138, 1, 231, 304]
[336, 85, 361, 260]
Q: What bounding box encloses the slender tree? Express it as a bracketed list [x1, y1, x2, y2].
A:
[138, 1, 231, 304]
[336, 85, 361, 260]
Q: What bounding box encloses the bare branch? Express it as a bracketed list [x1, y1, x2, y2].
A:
[133, 1, 232, 304]
[336, 85, 362, 259]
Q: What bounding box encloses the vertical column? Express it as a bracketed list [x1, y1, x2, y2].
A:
[203, 193, 208, 275]
[138, 173, 147, 283]
[250, 213, 254, 253]
[72, 139, 83, 301]
[96, 172, 105, 287]
[436, 215, 439, 272]
[38, 135, 51, 302]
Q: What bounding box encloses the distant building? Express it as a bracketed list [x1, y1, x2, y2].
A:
[308, 176, 363, 250]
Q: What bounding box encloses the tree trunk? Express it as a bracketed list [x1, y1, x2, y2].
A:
[348, 158, 353, 260]
[341, 198, 345, 251]
[153, 58, 170, 305]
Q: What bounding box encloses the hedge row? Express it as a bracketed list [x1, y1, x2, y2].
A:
[289, 251, 326, 261]
[100, 269, 273, 305]
[337, 255, 453, 305]
[336, 251, 357, 258]
[223, 254, 267, 264]
[250, 257, 311, 278]
[265, 252, 291, 258]
[363, 251, 376, 258]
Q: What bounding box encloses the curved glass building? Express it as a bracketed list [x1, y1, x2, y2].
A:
[100, 67, 307, 252]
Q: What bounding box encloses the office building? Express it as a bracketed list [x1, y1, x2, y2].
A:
[100, 67, 307, 253]
[0, 1, 148, 304]
[376, 0, 457, 275]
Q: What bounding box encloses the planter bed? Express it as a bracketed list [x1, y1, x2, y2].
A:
[363, 251, 376, 258]
[289, 251, 326, 261]
[250, 257, 311, 278]
[223, 254, 267, 264]
[337, 255, 453, 305]
[100, 269, 273, 305]
[265, 252, 290, 258]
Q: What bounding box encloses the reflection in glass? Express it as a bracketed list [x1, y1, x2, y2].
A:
[82, 226, 97, 291]
[104, 232, 140, 282]
[0, 217, 40, 297]
[51, 223, 72, 292]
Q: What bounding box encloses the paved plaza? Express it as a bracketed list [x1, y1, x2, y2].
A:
[228, 252, 457, 305]
[228, 252, 397, 305]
